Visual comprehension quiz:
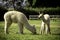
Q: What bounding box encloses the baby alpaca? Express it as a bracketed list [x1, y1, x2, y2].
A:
[38, 13, 51, 34]
[4, 11, 36, 34]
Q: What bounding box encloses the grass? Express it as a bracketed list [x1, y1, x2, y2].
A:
[0, 19, 60, 40]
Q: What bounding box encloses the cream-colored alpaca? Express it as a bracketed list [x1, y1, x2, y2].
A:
[4, 11, 36, 34]
[38, 13, 51, 34]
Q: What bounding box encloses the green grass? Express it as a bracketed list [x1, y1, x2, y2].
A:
[0, 20, 60, 40]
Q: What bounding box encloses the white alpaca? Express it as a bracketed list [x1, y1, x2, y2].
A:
[38, 13, 51, 34]
[4, 11, 36, 34]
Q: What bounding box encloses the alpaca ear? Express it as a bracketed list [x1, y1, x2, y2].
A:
[39, 12, 40, 14]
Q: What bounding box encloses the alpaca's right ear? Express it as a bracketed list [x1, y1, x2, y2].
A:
[39, 12, 40, 14]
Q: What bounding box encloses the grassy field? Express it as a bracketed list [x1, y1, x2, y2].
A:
[0, 19, 60, 40]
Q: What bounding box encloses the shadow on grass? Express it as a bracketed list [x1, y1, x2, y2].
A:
[0, 34, 7, 40]
[51, 27, 60, 35]
[0, 24, 6, 40]
[51, 33, 60, 35]
[16, 32, 39, 35]
[0, 28, 7, 40]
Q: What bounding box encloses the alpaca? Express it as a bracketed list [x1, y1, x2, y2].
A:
[38, 13, 51, 34]
[4, 11, 36, 34]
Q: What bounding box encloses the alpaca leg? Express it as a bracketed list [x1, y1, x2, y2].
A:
[40, 22, 45, 34]
[4, 19, 12, 34]
[45, 23, 51, 34]
[45, 24, 48, 34]
[18, 23, 23, 34]
[47, 23, 51, 34]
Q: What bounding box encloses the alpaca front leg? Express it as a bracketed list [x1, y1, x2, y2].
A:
[40, 22, 45, 34]
[18, 23, 23, 34]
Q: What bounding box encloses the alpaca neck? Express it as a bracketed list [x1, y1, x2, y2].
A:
[41, 15, 44, 20]
[24, 22, 35, 33]
[41, 15, 45, 22]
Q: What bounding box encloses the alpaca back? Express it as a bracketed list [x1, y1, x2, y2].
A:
[44, 14, 50, 21]
[4, 11, 28, 24]
[42, 14, 50, 24]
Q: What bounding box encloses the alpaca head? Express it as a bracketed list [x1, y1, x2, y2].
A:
[32, 25, 36, 34]
[38, 13, 43, 19]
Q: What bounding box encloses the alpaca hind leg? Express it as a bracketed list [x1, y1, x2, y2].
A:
[4, 19, 12, 34]
[47, 24, 51, 34]
[45, 24, 51, 34]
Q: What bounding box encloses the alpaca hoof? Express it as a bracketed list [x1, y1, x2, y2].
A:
[49, 32, 51, 34]
[5, 32, 9, 34]
[16, 32, 23, 34]
[33, 32, 36, 34]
